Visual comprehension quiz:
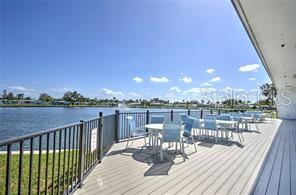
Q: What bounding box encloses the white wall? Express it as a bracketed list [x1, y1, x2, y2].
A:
[277, 88, 296, 120]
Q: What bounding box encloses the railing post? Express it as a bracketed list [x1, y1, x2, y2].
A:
[98, 112, 103, 163]
[201, 109, 203, 119]
[146, 110, 149, 132]
[78, 120, 85, 185]
[188, 109, 190, 116]
[171, 110, 173, 121]
[114, 110, 119, 143]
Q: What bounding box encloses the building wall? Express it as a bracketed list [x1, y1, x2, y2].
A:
[277, 88, 296, 120]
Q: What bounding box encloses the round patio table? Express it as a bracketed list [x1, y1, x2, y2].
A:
[145, 124, 163, 154]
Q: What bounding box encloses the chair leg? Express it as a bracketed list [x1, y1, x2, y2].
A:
[241, 132, 244, 141]
[192, 136, 197, 152]
[160, 139, 163, 162]
[144, 135, 147, 146]
[175, 141, 178, 153]
[126, 136, 130, 149]
[131, 137, 135, 146]
[237, 132, 242, 142]
[180, 140, 185, 162]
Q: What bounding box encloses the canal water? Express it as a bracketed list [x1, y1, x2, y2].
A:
[0, 107, 188, 142]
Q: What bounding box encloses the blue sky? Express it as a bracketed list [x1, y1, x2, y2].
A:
[0, 0, 270, 102]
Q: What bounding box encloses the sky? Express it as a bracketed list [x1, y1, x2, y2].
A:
[0, 0, 271, 102]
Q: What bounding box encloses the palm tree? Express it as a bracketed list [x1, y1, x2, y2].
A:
[260, 83, 277, 106]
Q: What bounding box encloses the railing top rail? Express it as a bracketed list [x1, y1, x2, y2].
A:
[119, 110, 190, 114]
[0, 121, 82, 147]
[83, 113, 116, 122]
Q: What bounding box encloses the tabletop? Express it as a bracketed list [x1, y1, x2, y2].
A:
[199, 119, 238, 125]
[242, 116, 254, 120]
[145, 123, 164, 130]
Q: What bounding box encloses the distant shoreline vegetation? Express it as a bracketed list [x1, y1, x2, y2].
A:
[0, 88, 276, 110]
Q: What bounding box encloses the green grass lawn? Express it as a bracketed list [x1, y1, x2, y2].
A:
[0, 150, 80, 195]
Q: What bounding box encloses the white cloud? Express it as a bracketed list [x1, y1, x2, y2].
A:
[210, 77, 221, 82]
[100, 88, 123, 97]
[221, 86, 246, 93]
[206, 68, 215, 74]
[201, 82, 212, 87]
[248, 77, 256, 81]
[221, 86, 233, 93]
[51, 87, 72, 92]
[180, 76, 192, 83]
[239, 64, 260, 72]
[133, 77, 143, 83]
[8, 86, 28, 91]
[127, 92, 143, 98]
[169, 87, 182, 94]
[183, 87, 216, 96]
[8, 86, 36, 92]
[251, 89, 259, 92]
[150, 76, 169, 83]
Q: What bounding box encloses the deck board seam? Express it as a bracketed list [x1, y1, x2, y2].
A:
[251, 121, 284, 194]
[207, 123, 276, 195]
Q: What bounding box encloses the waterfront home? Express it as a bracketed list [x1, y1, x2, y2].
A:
[51, 100, 71, 105]
[0, 99, 44, 105]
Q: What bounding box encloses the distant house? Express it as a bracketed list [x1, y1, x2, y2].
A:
[51, 100, 70, 105]
[0, 100, 46, 105]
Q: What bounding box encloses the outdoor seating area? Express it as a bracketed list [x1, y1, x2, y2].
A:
[74, 112, 295, 195]
[125, 111, 266, 162]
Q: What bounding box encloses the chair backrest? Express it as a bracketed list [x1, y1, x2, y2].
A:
[180, 113, 188, 122]
[232, 112, 242, 117]
[162, 123, 181, 142]
[252, 112, 262, 118]
[126, 116, 136, 133]
[242, 112, 253, 117]
[205, 114, 217, 120]
[232, 115, 242, 122]
[218, 114, 231, 121]
[193, 118, 201, 129]
[183, 117, 196, 137]
[204, 119, 217, 130]
[184, 117, 196, 132]
[150, 115, 165, 124]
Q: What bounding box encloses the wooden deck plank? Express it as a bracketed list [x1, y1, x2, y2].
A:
[290, 122, 296, 195]
[127, 143, 231, 194]
[252, 120, 296, 195]
[265, 122, 287, 195]
[73, 119, 296, 195]
[214, 123, 277, 195]
[279, 123, 291, 195]
[239, 121, 281, 195]
[252, 122, 285, 195]
[97, 142, 220, 194]
[193, 123, 275, 195]
[152, 128, 262, 195]
[228, 122, 280, 195]
[110, 130, 259, 194]
[108, 143, 230, 194]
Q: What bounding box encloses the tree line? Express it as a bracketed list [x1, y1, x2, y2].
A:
[0, 82, 277, 107]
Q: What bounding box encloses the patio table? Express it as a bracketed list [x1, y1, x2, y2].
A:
[145, 124, 164, 154]
[242, 116, 254, 130]
[199, 119, 238, 140]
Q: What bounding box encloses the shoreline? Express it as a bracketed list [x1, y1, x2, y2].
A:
[0, 104, 210, 109]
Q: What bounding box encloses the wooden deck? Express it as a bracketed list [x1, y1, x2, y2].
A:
[74, 119, 295, 195]
[252, 119, 296, 195]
